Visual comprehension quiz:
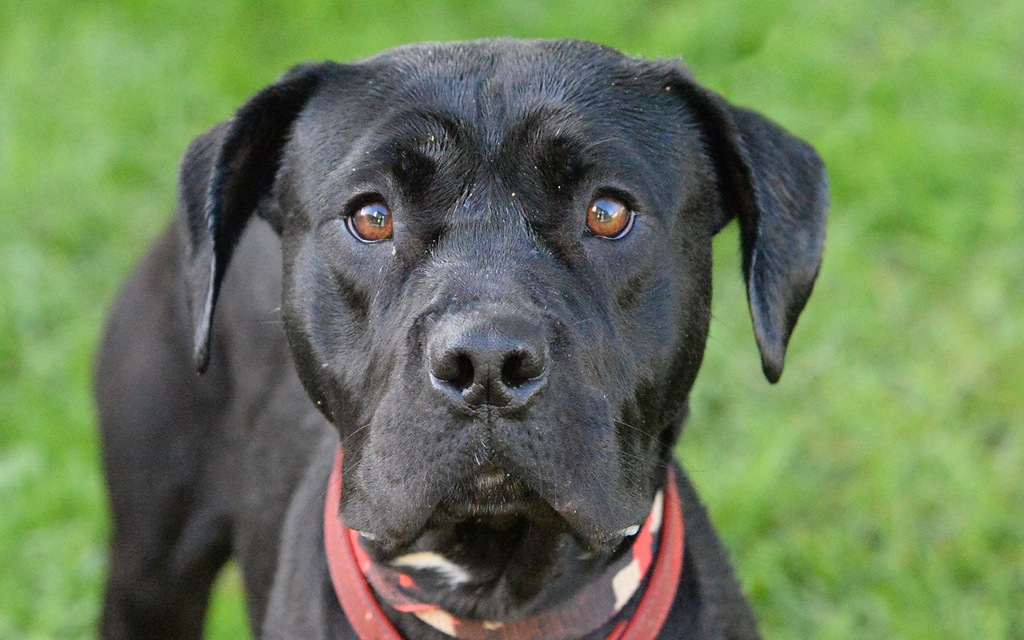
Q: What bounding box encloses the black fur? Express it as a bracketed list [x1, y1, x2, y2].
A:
[96, 38, 826, 640]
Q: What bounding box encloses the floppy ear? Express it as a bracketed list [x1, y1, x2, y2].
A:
[672, 75, 828, 383]
[178, 62, 331, 373]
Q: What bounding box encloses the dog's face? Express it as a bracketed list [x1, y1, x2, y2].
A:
[282, 42, 717, 543]
[179, 39, 826, 619]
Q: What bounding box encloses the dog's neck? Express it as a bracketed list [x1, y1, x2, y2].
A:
[324, 446, 685, 640]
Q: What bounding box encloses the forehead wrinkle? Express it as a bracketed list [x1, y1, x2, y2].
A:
[318, 108, 470, 185]
[354, 109, 463, 165]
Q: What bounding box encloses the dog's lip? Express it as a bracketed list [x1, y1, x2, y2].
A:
[429, 473, 564, 530]
[473, 470, 509, 491]
[436, 491, 546, 522]
[441, 500, 531, 519]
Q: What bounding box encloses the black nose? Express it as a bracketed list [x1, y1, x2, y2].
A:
[427, 314, 548, 408]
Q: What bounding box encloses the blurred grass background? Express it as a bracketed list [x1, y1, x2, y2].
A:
[1, 0, 1021, 638]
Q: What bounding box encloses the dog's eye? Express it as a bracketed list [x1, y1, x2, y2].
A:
[347, 202, 393, 243]
[586, 197, 634, 239]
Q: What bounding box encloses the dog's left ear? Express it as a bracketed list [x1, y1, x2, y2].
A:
[671, 74, 828, 383]
[179, 62, 335, 373]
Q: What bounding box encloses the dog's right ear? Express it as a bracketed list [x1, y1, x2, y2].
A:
[178, 62, 333, 373]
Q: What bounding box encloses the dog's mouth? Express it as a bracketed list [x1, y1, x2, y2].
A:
[355, 468, 610, 621]
[439, 466, 558, 522]
[365, 467, 570, 557]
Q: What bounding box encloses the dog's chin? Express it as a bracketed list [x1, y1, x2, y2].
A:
[357, 484, 616, 622]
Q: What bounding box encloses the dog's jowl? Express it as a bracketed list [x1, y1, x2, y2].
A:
[96, 39, 827, 640]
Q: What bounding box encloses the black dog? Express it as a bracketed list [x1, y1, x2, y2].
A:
[95, 39, 826, 640]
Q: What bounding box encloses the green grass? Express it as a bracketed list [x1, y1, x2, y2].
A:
[1, 0, 1021, 638]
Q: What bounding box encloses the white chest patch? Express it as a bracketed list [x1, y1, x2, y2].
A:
[391, 551, 472, 587]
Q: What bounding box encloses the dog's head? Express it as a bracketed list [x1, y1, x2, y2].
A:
[179, 39, 826, 619]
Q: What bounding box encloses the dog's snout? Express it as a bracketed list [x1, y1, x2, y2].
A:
[428, 315, 548, 408]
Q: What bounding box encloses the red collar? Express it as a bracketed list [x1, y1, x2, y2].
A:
[324, 445, 684, 640]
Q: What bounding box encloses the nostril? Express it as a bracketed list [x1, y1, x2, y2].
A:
[500, 351, 543, 389]
[449, 354, 475, 392]
[501, 353, 527, 389]
[433, 351, 476, 392]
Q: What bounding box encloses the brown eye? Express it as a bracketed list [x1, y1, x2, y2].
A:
[586, 197, 634, 239]
[347, 202, 393, 243]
